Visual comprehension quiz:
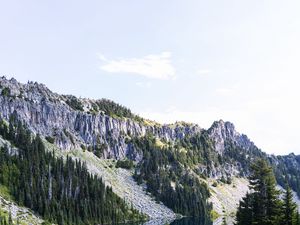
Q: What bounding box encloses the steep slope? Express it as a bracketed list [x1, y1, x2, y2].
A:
[0, 121, 145, 225]
[0, 76, 201, 160]
[0, 137, 44, 224]
[44, 142, 176, 220]
[0, 194, 43, 225]
[1, 76, 300, 225]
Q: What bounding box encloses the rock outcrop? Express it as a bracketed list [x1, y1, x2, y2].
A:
[1, 76, 299, 181]
[0, 77, 201, 160]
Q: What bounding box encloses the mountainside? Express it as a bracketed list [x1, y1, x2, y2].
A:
[0, 76, 300, 225]
[0, 77, 201, 160]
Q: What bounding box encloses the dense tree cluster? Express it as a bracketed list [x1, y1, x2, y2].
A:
[91, 99, 143, 122]
[92, 99, 133, 118]
[236, 159, 300, 225]
[211, 137, 300, 201]
[0, 87, 10, 97]
[116, 159, 134, 169]
[272, 155, 300, 198]
[0, 116, 144, 225]
[65, 95, 84, 111]
[131, 135, 212, 224]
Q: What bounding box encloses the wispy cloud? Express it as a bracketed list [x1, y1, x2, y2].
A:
[98, 52, 176, 80]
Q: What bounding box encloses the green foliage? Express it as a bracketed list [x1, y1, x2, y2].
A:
[210, 210, 220, 221]
[1, 87, 10, 97]
[236, 159, 299, 225]
[94, 143, 107, 158]
[283, 185, 298, 225]
[93, 99, 133, 118]
[212, 181, 218, 187]
[80, 144, 86, 150]
[0, 185, 12, 201]
[116, 159, 134, 169]
[90, 99, 144, 122]
[45, 136, 55, 144]
[65, 95, 84, 111]
[0, 117, 145, 225]
[222, 217, 227, 225]
[131, 135, 212, 223]
[272, 155, 300, 198]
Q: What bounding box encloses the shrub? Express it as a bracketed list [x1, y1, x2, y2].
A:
[1, 87, 10, 97]
[212, 181, 218, 187]
[65, 96, 84, 111]
[80, 144, 86, 151]
[45, 136, 55, 144]
[116, 159, 134, 169]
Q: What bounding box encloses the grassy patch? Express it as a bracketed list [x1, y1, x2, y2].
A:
[210, 209, 220, 221]
[0, 185, 13, 201]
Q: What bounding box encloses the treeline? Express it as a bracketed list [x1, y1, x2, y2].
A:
[0, 115, 144, 225]
[236, 159, 300, 225]
[216, 138, 300, 201]
[131, 135, 212, 224]
[64, 95, 143, 121]
[272, 155, 300, 198]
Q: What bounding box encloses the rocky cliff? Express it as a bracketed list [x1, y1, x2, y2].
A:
[0, 77, 201, 160]
[0, 76, 299, 182]
[1, 76, 300, 225]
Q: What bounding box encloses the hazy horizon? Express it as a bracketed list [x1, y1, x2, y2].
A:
[1, 0, 300, 155]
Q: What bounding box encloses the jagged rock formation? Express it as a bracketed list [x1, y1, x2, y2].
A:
[1, 76, 300, 225]
[0, 77, 299, 180]
[208, 120, 255, 155]
[0, 77, 201, 161]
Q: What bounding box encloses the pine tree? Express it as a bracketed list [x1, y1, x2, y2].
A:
[282, 185, 298, 225]
[235, 192, 254, 225]
[236, 159, 284, 225]
[295, 212, 300, 225]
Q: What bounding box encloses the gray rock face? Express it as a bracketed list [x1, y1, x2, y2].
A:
[0, 77, 202, 160]
[208, 120, 255, 155]
[1, 77, 300, 184]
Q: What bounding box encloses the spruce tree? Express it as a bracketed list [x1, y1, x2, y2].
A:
[236, 159, 283, 225]
[295, 212, 300, 225]
[282, 185, 298, 225]
[235, 192, 254, 225]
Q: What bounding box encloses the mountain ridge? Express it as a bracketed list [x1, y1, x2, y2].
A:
[1, 76, 300, 225]
[0, 76, 278, 157]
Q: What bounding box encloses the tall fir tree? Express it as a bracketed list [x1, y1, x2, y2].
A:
[236, 159, 283, 225]
[295, 212, 300, 225]
[282, 185, 298, 225]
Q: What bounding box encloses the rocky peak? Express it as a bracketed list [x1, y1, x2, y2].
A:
[208, 120, 255, 155]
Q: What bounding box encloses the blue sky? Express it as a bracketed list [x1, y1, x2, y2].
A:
[1, 0, 300, 155]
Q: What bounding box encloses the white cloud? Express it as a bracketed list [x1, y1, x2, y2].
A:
[98, 52, 176, 80]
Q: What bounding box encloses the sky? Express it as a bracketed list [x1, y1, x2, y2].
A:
[0, 0, 300, 155]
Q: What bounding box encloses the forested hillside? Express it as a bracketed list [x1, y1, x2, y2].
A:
[131, 135, 212, 223]
[0, 115, 145, 225]
[236, 159, 300, 225]
[0, 77, 300, 224]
